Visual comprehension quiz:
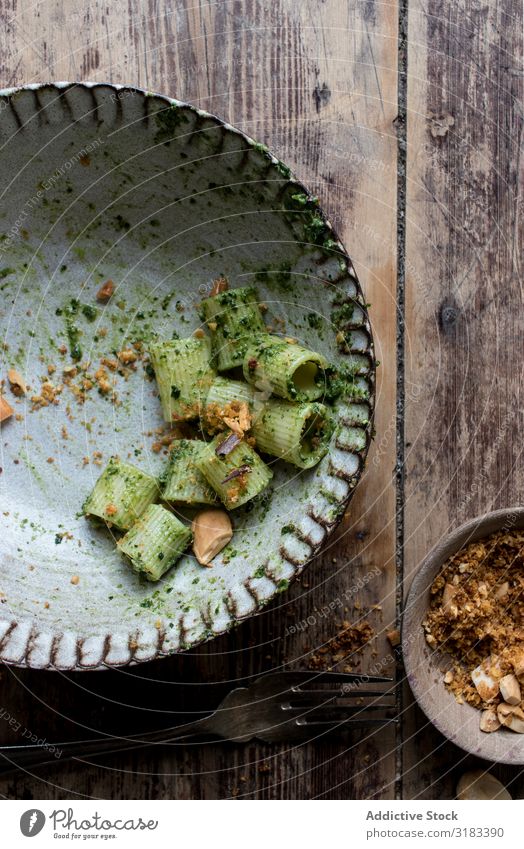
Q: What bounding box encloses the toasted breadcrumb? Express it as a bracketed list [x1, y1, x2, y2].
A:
[308, 620, 375, 671]
[204, 400, 252, 438]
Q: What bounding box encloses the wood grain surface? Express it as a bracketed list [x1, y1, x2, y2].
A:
[0, 0, 521, 800]
[403, 0, 523, 799]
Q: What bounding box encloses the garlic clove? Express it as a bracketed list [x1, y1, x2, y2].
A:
[192, 509, 233, 566]
[456, 770, 511, 800]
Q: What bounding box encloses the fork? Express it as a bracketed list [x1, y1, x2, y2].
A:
[0, 671, 396, 775]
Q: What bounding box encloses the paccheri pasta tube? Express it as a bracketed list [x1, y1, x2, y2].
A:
[195, 431, 273, 509]
[243, 335, 328, 402]
[83, 459, 159, 530]
[200, 286, 266, 371]
[252, 399, 333, 469]
[161, 440, 218, 505]
[117, 503, 192, 581]
[148, 336, 215, 422]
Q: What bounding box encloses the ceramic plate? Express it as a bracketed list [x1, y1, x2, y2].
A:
[0, 83, 374, 670]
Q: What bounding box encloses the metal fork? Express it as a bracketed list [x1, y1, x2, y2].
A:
[0, 671, 396, 775]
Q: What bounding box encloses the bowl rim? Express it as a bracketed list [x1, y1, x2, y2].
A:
[0, 81, 376, 670]
[403, 506, 524, 765]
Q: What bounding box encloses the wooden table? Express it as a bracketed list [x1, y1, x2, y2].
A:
[0, 0, 522, 800]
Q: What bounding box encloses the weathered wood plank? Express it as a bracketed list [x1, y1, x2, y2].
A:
[403, 0, 523, 799]
[0, 0, 398, 799]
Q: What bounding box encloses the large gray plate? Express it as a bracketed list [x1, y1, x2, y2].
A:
[0, 82, 374, 670]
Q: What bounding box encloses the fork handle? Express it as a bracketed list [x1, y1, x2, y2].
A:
[0, 716, 216, 776]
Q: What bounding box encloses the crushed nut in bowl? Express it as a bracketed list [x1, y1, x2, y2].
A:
[403, 508, 524, 764]
[423, 529, 524, 735]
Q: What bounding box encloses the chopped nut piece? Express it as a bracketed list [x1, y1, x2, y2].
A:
[192, 509, 233, 566]
[8, 368, 27, 396]
[471, 662, 499, 702]
[387, 629, 400, 647]
[443, 670, 454, 684]
[193, 328, 206, 339]
[511, 650, 524, 681]
[456, 770, 511, 800]
[494, 581, 509, 600]
[497, 702, 524, 733]
[498, 673, 521, 705]
[0, 395, 13, 422]
[477, 581, 488, 598]
[117, 349, 137, 365]
[479, 709, 501, 733]
[209, 275, 229, 296]
[96, 280, 114, 302]
[70, 575, 80, 585]
[442, 582, 456, 609]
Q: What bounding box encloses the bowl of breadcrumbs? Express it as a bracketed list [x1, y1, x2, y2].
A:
[403, 507, 524, 764]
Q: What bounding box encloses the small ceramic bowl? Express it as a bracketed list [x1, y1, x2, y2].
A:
[403, 507, 524, 765]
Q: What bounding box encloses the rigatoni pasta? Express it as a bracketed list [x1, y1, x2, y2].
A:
[117, 504, 192, 581]
[83, 459, 159, 530]
[161, 440, 218, 505]
[252, 400, 333, 469]
[195, 432, 273, 509]
[148, 336, 215, 422]
[242, 335, 328, 402]
[200, 286, 266, 371]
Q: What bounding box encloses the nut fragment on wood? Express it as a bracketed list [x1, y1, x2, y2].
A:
[499, 673, 521, 706]
[8, 368, 27, 396]
[386, 628, 400, 647]
[428, 111, 455, 138]
[456, 770, 511, 800]
[96, 279, 115, 302]
[192, 509, 233, 566]
[0, 395, 13, 422]
[479, 709, 501, 733]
